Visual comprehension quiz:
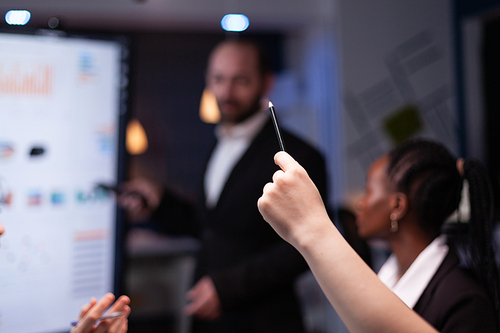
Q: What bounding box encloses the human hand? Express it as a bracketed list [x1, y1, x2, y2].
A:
[71, 293, 131, 333]
[118, 178, 163, 222]
[184, 276, 221, 320]
[258, 151, 331, 248]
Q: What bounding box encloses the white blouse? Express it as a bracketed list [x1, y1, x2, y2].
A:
[377, 234, 449, 308]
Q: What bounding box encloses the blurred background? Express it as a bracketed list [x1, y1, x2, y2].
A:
[1, 0, 499, 332]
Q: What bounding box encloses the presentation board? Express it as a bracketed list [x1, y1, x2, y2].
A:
[0, 30, 128, 332]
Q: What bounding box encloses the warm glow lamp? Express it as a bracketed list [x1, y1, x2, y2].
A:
[199, 88, 221, 123]
[126, 119, 148, 155]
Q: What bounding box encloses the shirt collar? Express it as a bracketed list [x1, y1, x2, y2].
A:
[377, 234, 449, 309]
[215, 109, 269, 141]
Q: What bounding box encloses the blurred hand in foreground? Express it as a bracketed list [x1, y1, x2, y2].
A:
[71, 293, 131, 333]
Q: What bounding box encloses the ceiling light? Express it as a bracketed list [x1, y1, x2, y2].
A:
[5, 10, 31, 26]
[221, 14, 249, 32]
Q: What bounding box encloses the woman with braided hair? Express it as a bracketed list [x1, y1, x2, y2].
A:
[355, 139, 499, 332]
[258, 139, 498, 333]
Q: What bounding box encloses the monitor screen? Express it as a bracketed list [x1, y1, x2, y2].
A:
[0, 30, 128, 333]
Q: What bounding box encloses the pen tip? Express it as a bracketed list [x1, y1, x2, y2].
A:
[268, 101, 273, 108]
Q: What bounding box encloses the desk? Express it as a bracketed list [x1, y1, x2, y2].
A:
[126, 228, 199, 333]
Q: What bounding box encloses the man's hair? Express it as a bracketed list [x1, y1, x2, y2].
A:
[208, 39, 272, 77]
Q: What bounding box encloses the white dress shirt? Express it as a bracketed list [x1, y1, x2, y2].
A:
[204, 109, 269, 209]
[377, 234, 449, 309]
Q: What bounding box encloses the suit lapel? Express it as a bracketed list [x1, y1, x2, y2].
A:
[214, 119, 275, 210]
[413, 248, 460, 312]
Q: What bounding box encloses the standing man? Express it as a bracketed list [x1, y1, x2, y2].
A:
[121, 39, 328, 332]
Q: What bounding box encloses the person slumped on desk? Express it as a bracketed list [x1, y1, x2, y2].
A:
[119, 39, 328, 333]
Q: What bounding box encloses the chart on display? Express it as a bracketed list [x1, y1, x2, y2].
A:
[0, 30, 128, 333]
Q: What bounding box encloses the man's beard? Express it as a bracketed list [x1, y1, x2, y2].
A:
[219, 95, 263, 124]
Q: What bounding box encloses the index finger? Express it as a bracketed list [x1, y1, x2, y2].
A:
[274, 151, 298, 172]
[73, 293, 115, 332]
[94, 302, 131, 333]
[107, 295, 131, 313]
[77, 297, 97, 320]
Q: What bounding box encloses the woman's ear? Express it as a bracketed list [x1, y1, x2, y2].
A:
[390, 192, 409, 220]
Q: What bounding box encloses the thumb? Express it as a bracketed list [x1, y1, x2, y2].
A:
[274, 151, 298, 172]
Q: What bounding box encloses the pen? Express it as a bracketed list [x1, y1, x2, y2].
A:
[268, 101, 286, 151]
[71, 312, 123, 326]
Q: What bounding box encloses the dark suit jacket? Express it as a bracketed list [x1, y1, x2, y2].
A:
[153, 119, 328, 333]
[414, 248, 499, 333]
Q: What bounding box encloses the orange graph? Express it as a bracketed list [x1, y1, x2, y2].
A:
[0, 63, 53, 96]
